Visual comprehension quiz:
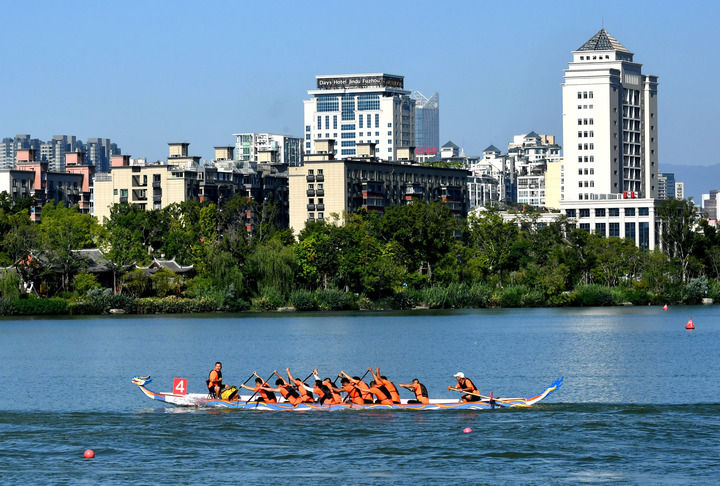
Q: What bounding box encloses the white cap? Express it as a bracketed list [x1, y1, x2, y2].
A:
[453, 372, 464, 378]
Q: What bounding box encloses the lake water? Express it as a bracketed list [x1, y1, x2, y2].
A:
[1, 307, 719, 483]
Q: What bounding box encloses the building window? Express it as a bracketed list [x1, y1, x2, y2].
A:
[625, 222, 636, 241]
[566, 209, 576, 217]
[341, 124, 355, 130]
[359, 116, 363, 128]
[306, 142, 311, 149]
[317, 116, 321, 130]
[305, 134, 310, 140]
[305, 125, 310, 132]
[595, 208, 605, 217]
[579, 223, 590, 232]
[639, 207, 649, 216]
[595, 223, 606, 236]
[579, 209, 590, 218]
[387, 122, 392, 127]
[375, 114, 379, 127]
[333, 116, 337, 129]
[609, 208, 619, 217]
[317, 94, 339, 112]
[639, 222, 649, 249]
[625, 208, 635, 216]
[609, 222, 620, 237]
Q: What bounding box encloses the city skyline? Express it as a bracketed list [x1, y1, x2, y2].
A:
[1, 1, 718, 172]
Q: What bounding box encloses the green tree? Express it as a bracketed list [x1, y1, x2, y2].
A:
[657, 198, 701, 282]
[38, 202, 102, 292]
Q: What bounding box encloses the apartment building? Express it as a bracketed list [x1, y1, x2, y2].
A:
[288, 140, 467, 235]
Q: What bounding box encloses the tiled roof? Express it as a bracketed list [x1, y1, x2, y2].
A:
[442, 141, 459, 149]
[577, 29, 630, 52]
[483, 145, 500, 153]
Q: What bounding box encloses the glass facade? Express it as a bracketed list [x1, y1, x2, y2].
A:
[358, 93, 380, 110]
[341, 94, 355, 121]
[317, 95, 339, 112]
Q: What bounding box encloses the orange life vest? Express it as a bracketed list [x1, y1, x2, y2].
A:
[279, 386, 303, 405]
[458, 377, 477, 393]
[343, 383, 365, 405]
[368, 386, 392, 405]
[208, 370, 221, 389]
[381, 379, 401, 404]
[412, 383, 430, 404]
[294, 379, 314, 402]
[254, 384, 277, 403]
[356, 380, 372, 401]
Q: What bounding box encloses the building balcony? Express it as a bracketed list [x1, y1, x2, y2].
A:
[306, 189, 315, 197]
[315, 188, 324, 196]
[316, 204, 325, 211]
[306, 175, 315, 182]
[315, 174, 324, 182]
[307, 203, 316, 211]
[119, 196, 128, 203]
[152, 181, 161, 188]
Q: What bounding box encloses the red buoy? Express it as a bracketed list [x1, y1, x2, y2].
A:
[685, 318, 695, 330]
[463, 427, 472, 433]
[663, 304, 668, 311]
[83, 449, 95, 459]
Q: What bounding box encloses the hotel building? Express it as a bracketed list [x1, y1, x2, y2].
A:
[560, 29, 661, 249]
[303, 73, 415, 161]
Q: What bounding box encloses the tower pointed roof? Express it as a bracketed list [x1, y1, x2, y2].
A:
[577, 29, 630, 53]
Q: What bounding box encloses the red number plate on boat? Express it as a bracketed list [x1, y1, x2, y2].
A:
[173, 378, 188, 395]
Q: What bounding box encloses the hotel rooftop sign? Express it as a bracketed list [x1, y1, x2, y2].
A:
[316, 74, 404, 90]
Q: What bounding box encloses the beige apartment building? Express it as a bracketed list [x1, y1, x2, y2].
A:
[289, 141, 468, 235]
[94, 164, 201, 223]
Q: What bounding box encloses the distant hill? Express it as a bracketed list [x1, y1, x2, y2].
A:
[660, 164, 720, 203]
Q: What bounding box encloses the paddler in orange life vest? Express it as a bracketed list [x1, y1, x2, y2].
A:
[285, 368, 315, 403]
[370, 367, 401, 404]
[258, 375, 305, 406]
[449, 371, 481, 402]
[240, 373, 277, 403]
[311, 369, 335, 405]
[339, 371, 373, 404]
[207, 361, 223, 398]
[399, 378, 430, 404]
[365, 379, 393, 405]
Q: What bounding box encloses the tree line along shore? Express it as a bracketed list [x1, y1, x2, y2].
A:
[0, 193, 717, 316]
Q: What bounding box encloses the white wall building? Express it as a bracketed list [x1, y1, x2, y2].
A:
[562, 29, 658, 201]
[675, 181, 685, 200]
[233, 133, 302, 166]
[303, 73, 415, 161]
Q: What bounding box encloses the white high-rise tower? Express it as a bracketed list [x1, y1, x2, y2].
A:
[562, 29, 658, 201]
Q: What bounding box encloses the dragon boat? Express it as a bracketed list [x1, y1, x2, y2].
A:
[132, 376, 563, 411]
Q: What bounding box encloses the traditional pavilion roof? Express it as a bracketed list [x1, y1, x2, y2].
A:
[525, 131, 539, 139]
[442, 140, 459, 149]
[483, 145, 501, 153]
[577, 29, 630, 52]
[137, 257, 194, 274]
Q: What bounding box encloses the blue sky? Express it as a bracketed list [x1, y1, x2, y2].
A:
[2, 0, 718, 170]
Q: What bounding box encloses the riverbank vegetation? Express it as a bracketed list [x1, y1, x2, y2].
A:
[0, 194, 718, 315]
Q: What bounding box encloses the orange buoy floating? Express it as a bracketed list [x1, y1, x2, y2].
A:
[685, 318, 695, 330]
[83, 449, 95, 459]
[663, 304, 668, 311]
[463, 427, 472, 434]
